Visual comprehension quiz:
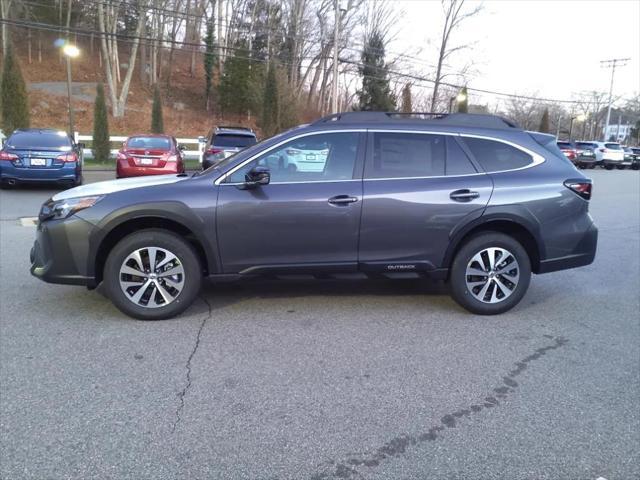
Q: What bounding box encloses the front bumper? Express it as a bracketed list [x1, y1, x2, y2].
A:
[538, 222, 598, 274]
[30, 215, 97, 286]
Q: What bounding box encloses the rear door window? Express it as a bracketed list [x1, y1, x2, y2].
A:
[366, 132, 445, 179]
[446, 136, 477, 175]
[462, 137, 533, 172]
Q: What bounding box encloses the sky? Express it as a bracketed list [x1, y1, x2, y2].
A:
[389, 0, 640, 106]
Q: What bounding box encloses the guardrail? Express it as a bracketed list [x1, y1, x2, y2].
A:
[75, 134, 204, 162]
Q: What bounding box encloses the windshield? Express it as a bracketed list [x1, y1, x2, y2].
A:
[213, 134, 256, 148]
[126, 136, 172, 150]
[6, 131, 72, 149]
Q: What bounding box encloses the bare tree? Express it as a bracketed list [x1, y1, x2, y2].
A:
[430, 0, 482, 111]
[0, 0, 13, 57]
[98, 0, 146, 117]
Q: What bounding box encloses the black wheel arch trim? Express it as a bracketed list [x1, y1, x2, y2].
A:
[443, 206, 546, 271]
[86, 201, 221, 279]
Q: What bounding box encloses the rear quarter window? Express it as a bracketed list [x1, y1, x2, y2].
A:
[462, 137, 533, 172]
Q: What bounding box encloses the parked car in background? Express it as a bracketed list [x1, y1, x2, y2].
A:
[590, 141, 625, 169]
[116, 135, 185, 178]
[31, 112, 598, 320]
[200, 126, 257, 170]
[629, 147, 640, 170]
[557, 141, 578, 163]
[623, 147, 639, 170]
[573, 141, 598, 169]
[0, 129, 83, 187]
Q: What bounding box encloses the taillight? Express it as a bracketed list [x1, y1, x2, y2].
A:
[0, 151, 18, 161]
[165, 154, 178, 162]
[564, 180, 592, 200]
[206, 147, 223, 155]
[56, 152, 78, 163]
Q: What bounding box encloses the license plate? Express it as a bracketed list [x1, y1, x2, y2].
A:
[140, 158, 153, 165]
[31, 158, 46, 166]
[306, 154, 316, 161]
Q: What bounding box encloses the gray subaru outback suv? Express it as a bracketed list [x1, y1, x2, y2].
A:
[31, 112, 597, 319]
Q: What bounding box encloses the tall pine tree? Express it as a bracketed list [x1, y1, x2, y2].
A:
[151, 85, 164, 134]
[218, 47, 252, 115]
[92, 83, 110, 163]
[356, 30, 395, 111]
[539, 108, 550, 133]
[261, 62, 279, 138]
[401, 83, 412, 113]
[1, 44, 30, 134]
[203, 14, 216, 111]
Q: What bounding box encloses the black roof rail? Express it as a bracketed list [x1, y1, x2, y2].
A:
[311, 111, 521, 130]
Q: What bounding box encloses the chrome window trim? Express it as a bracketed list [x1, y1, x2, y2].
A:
[215, 128, 545, 185]
[214, 129, 366, 185]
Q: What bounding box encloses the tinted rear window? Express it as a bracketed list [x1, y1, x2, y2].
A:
[367, 132, 445, 179]
[6, 131, 72, 149]
[213, 134, 256, 148]
[575, 142, 597, 149]
[126, 137, 172, 149]
[557, 142, 573, 149]
[604, 143, 621, 150]
[462, 137, 533, 172]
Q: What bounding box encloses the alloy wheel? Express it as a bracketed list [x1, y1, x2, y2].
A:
[465, 247, 520, 304]
[119, 246, 185, 308]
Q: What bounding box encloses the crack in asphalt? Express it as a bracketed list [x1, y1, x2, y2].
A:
[311, 335, 569, 479]
[171, 295, 212, 433]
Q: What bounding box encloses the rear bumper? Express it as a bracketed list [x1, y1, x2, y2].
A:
[116, 164, 183, 178]
[30, 215, 97, 287]
[538, 222, 598, 274]
[1, 162, 80, 183]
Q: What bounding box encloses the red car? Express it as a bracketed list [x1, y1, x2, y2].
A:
[116, 134, 185, 178]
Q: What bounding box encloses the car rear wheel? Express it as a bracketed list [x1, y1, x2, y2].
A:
[449, 232, 531, 315]
[104, 229, 202, 320]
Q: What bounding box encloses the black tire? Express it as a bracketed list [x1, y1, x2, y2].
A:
[589, 163, 596, 169]
[104, 229, 202, 320]
[449, 232, 532, 315]
[632, 165, 640, 170]
[616, 165, 625, 170]
[604, 164, 614, 170]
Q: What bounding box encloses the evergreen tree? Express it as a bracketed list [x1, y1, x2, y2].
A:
[261, 62, 279, 138]
[92, 83, 110, 163]
[218, 47, 252, 115]
[539, 108, 550, 133]
[1, 44, 30, 134]
[203, 14, 216, 111]
[151, 84, 164, 134]
[457, 86, 469, 113]
[401, 83, 412, 113]
[356, 30, 395, 111]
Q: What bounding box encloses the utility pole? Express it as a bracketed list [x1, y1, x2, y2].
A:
[331, 0, 340, 113]
[600, 58, 629, 141]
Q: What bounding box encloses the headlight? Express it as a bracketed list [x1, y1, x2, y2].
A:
[39, 196, 103, 221]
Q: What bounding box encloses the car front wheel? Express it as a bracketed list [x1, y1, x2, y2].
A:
[449, 232, 531, 315]
[104, 229, 202, 320]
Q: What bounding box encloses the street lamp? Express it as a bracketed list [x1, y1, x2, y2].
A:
[62, 44, 80, 139]
[568, 113, 586, 141]
[449, 91, 467, 113]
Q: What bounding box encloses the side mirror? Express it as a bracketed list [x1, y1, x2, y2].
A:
[76, 142, 86, 149]
[241, 166, 270, 189]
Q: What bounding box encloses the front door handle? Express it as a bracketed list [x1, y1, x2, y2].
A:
[328, 195, 359, 205]
[450, 189, 480, 202]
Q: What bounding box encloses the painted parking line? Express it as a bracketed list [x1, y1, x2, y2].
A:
[19, 217, 38, 227]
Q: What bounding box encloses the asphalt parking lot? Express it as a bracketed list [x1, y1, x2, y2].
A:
[1, 169, 638, 480]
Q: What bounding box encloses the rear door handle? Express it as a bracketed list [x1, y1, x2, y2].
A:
[450, 189, 480, 202]
[328, 195, 359, 205]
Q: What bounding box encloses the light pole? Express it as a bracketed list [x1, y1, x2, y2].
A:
[62, 44, 80, 139]
[568, 113, 586, 141]
[449, 91, 467, 113]
[600, 58, 629, 141]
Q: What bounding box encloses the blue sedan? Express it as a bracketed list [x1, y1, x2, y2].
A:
[0, 129, 83, 187]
